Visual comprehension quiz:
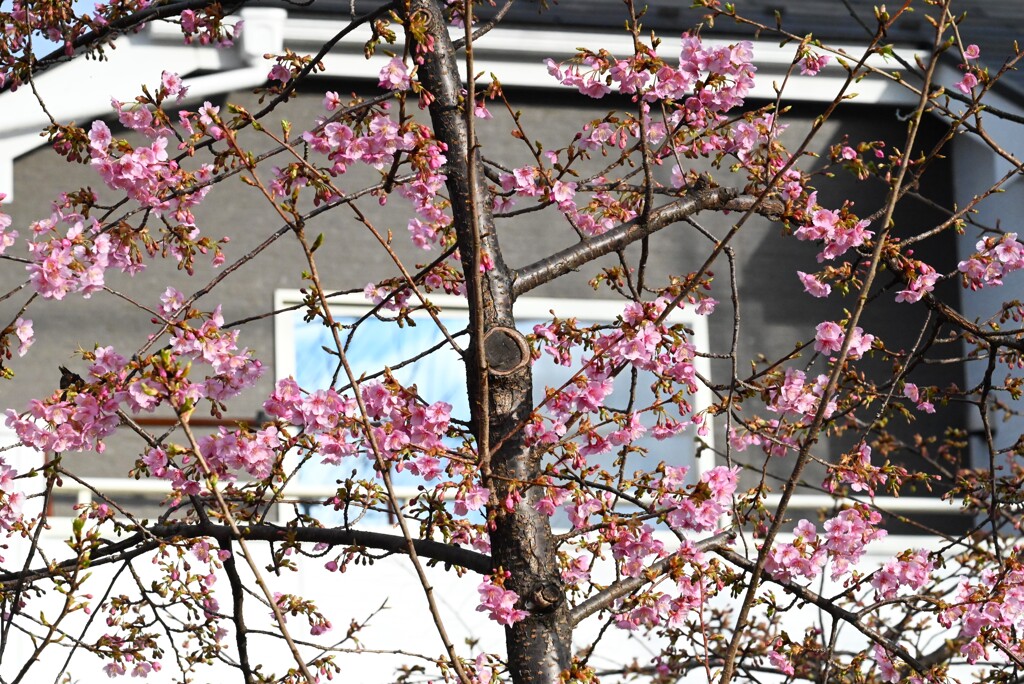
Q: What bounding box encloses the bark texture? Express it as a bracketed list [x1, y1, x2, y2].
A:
[407, 1, 572, 681]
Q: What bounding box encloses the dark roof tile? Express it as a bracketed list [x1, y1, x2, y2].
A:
[282, 0, 1024, 97]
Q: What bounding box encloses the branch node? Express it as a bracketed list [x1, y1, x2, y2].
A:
[527, 579, 564, 612]
[483, 326, 530, 376]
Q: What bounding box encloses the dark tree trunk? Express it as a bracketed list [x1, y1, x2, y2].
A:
[405, 0, 572, 681]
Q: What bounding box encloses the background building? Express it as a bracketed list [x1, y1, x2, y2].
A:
[0, 0, 1021, 679]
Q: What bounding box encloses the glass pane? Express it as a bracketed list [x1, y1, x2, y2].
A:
[285, 299, 700, 525]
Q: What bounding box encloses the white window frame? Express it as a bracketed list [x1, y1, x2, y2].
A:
[273, 289, 717, 513]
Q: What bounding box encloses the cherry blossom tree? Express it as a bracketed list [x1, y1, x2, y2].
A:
[0, 0, 1022, 682]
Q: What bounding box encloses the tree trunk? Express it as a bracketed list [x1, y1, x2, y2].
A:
[407, 1, 572, 680]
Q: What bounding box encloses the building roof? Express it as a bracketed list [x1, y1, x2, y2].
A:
[2, 1, 1020, 200]
[292, 0, 1024, 100]
[701, 1, 1024, 98]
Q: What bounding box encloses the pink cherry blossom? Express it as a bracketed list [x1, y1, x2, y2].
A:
[764, 519, 825, 583]
[799, 52, 830, 76]
[267, 63, 291, 83]
[477, 572, 528, 626]
[454, 485, 490, 515]
[797, 271, 831, 298]
[814, 321, 873, 359]
[958, 233, 1024, 290]
[814, 321, 844, 354]
[161, 70, 188, 100]
[13, 318, 32, 356]
[895, 261, 939, 303]
[768, 646, 795, 676]
[956, 72, 979, 95]
[903, 382, 936, 414]
[823, 506, 886, 579]
[378, 57, 411, 91]
[871, 549, 933, 600]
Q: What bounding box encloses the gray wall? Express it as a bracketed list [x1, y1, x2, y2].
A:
[2, 83, 962, 527]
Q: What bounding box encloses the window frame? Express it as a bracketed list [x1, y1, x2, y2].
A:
[272, 289, 718, 513]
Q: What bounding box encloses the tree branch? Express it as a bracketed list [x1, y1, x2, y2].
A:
[0, 522, 492, 590]
[714, 546, 930, 676]
[512, 187, 744, 297]
[6, 0, 229, 91]
[153, 521, 494, 573]
[219, 538, 256, 684]
[568, 532, 733, 626]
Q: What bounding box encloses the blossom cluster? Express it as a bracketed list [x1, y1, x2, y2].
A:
[89, 118, 214, 228]
[871, 549, 933, 600]
[814, 320, 874, 359]
[26, 204, 137, 300]
[941, 564, 1024, 665]
[545, 33, 755, 114]
[273, 592, 334, 636]
[7, 300, 264, 475]
[477, 571, 528, 626]
[903, 382, 935, 414]
[398, 152, 452, 252]
[535, 33, 811, 250]
[526, 297, 702, 459]
[799, 50, 830, 76]
[958, 232, 1024, 290]
[763, 506, 887, 583]
[822, 442, 897, 496]
[611, 538, 720, 631]
[0, 463, 25, 536]
[263, 376, 454, 479]
[0, 0, 149, 76]
[94, 533, 234, 677]
[300, 98, 453, 256]
[496, 162, 582, 225]
[659, 465, 739, 534]
[178, 8, 243, 47]
[537, 465, 738, 632]
[22, 91, 232, 285]
[137, 371, 455, 502]
[955, 44, 982, 95]
[297, 112, 414, 187]
[766, 367, 837, 422]
[794, 192, 873, 262]
[895, 259, 940, 304]
[728, 419, 799, 458]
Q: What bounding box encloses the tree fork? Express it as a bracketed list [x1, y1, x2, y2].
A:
[405, 0, 571, 681]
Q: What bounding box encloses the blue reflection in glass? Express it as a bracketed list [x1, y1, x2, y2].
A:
[290, 308, 696, 525]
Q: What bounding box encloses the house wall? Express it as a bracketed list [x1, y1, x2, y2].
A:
[0, 15, 990, 680]
[2, 82, 963, 523]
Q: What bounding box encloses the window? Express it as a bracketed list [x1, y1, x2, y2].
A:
[274, 290, 714, 525]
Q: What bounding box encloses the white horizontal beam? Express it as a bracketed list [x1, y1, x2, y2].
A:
[765, 492, 965, 514]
